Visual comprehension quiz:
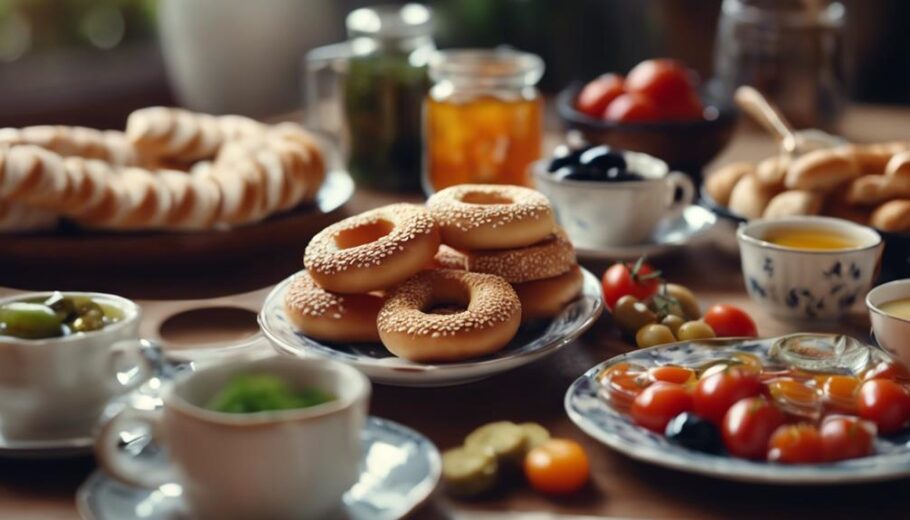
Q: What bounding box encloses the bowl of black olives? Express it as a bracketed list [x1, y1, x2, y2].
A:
[532, 146, 695, 248]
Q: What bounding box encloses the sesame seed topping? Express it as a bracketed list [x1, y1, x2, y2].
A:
[284, 271, 349, 318]
[377, 269, 520, 337]
[426, 184, 552, 232]
[465, 228, 576, 283]
[304, 203, 437, 275]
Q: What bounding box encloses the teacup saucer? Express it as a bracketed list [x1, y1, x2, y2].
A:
[0, 341, 185, 459]
[76, 416, 441, 520]
[574, 205, 717, 261]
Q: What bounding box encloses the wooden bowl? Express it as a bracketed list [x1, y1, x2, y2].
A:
[556, 83, 738, 180]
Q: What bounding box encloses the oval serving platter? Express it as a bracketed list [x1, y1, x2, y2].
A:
[565, 337, 910, 484]
[260, 268, 603, 387]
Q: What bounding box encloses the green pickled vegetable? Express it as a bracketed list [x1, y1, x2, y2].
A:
[518, 422, 551, 449]
[464, 421, 528, 466]
[207, 374, 335, 414]
[442, 446, 499, 497]
[0, 302, 64, 339]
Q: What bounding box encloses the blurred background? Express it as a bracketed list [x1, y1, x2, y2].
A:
[0, 0, 907, 128]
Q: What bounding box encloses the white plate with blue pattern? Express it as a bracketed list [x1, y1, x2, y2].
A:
[260, 268, 603, 387]
[76, 416, 440, 520]
[566, 337, 910, 484]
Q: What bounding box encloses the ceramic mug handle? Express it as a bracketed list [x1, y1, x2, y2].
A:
[665, 171, 695, 218]
[95, 407, 176, 489]
[106, 339, 154, 395]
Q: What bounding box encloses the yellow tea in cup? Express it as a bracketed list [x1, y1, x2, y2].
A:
[764, 228, 859, 251]
[879, 298, 910, 320]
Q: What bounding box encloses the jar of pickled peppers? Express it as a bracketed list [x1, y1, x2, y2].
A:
[423, 49, 544, 192]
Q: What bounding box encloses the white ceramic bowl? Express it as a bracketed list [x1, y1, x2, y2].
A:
[737, 216, 883, 320]
[532, 151, 695, 248]
[867, 279, 910, 367]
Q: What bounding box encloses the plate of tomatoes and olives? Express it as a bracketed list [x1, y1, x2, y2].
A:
[566, 334, 910, 484]
[601, 257, 759, 349]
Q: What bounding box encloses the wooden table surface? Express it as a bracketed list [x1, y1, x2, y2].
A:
[2, 104, 909, 520]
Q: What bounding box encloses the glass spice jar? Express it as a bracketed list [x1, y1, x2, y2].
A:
[423, 49, 544, 193]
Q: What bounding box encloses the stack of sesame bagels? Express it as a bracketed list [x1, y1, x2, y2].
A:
[284, 184, 583, 363]
[0, 107, 325, 232]
[705, 140, 910, 232]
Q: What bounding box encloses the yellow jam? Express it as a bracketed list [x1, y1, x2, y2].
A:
[879, 298, 910, 320]
[763, 228, 859, 251]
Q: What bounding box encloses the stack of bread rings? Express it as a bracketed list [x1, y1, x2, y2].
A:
[0, 107, 325, 232]
[284, 184, 583, 363]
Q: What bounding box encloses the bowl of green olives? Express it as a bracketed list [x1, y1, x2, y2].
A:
[0, 292, 129, 341]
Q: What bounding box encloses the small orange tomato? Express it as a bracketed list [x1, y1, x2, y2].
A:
[524, 439, 590, 495]
[767, 423, 823, 464]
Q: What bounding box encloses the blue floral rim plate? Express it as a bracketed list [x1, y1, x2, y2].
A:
[260, 268, 604, 387]
[76, 416, 441, 520]
[565, 337, 910, 484]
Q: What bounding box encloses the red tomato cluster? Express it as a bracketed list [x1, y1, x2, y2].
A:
[600, 358, 910, 464]
[576, 59, 704, 123]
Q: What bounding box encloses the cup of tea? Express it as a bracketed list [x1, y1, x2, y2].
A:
[95, 355, 370, 520]
[866, 279, 910, 368]
[0, 291, 150, 441]
[532, 150, 695, 247]
[737, 216, 883, 320]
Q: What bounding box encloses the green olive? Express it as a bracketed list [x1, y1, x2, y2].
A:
[71, 308, 105, 333]
[665, 284, 701, 320]
[660, 314, 686, 336]
[677, 320, 716, 341]
[0, 302, 64, 339]
[71, 296, 103, 317]
[635, 323, 676, 348]
[613, 296, 657, 335]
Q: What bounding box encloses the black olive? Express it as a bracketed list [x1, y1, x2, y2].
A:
[579, 146, 627, 172]
[665, 412, 723, 454]
[547, 145, 593, 172]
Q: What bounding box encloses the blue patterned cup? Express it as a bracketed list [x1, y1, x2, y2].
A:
[737, 216, 883, 320]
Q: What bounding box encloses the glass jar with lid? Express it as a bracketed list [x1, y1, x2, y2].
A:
[305, 4, 434, 192]
[713, 0, 846, 130]
[423, 49, 544, 193]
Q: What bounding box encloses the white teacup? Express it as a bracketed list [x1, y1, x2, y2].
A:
[533, 151, 695, 247]
[0, 292, 150, 442]
[866, 279, 910, 368]
[737, 216, 883, 320]
[96, 355, 370, 520]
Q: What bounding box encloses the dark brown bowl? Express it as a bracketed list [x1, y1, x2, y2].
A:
[556, 82, 738, 179]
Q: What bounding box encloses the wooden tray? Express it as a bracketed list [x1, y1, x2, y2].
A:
[0, 170, 354, 296]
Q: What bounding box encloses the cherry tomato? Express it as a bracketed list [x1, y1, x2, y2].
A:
[597, 361, 645, 386]
[703, 305, 758, 338]
[631, 382, 693, 433]
[576, 74, 625, 118]
[625, 59, 697, 107]
[820, 415, 876, 462]
[767, 423, 823, 464]
[721, 397, 784, 460]
[857, 379, 910, 434]
[524, 438, 590, 495]
[661, 91, 705, 120]
[648, 365, 696, 385]
[863, 361, 910, 384]
[603, 92, 660, 122]
[766, 378, 821, 421]
[601, 259, 661, 310]
[693, 366, 762, 426]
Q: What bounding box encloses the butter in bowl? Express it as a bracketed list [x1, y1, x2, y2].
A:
[737, 216, 883, 320]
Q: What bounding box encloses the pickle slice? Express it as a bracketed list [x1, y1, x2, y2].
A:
[518, 422, 550, 449]
[442, 446, 498, 497]
[464, 421, 528, 465]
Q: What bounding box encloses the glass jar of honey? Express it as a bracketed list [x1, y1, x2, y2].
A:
[423, 49, 544, 192]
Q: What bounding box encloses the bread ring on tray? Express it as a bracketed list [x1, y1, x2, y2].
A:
[376, 269, 521, 362]
[513, 265, 584, 322]
[434, 245, 468, 270]
[456, 228, 576, 283]
[871, 199, 910, 233]
[304, 203, 440, 294]
[705, 162, 753, 206]
[784, 147, 860, 192]
[426, 184, 555, 250]
[283, 271, 384, 343]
